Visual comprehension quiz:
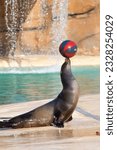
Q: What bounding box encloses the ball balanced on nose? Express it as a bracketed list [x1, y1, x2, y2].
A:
[59, 40, 77, 58]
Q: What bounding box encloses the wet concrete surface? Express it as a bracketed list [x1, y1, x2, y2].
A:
[0, 94, 100, 150]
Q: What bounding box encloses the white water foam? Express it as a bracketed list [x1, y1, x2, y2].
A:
[5, 0, 18, 56]
[0, 65, 60, 74]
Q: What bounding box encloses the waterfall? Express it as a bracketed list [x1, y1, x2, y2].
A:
[18, 0, 30, 55]
[37, 0, 49, 55]
[5, 0, 18, 56]
[50, 0, 68, 55]
[4, 0, 68, 58]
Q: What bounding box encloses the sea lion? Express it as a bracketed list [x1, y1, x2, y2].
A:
[0, 58, 79, 128]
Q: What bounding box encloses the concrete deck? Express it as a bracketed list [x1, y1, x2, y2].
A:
[0, 94, 100, 150]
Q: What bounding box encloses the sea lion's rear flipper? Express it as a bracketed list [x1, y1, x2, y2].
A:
[0, 120, 11, 128]
[65, 116, 73, 122]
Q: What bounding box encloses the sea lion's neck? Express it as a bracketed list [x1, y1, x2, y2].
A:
[61, 59, 75, 88]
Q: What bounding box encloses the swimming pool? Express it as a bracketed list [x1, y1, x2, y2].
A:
[0, 66, 99, 104]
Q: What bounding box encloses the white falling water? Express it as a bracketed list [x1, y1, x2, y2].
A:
[4, 0, 68, 66]
[39, 0, 48, 27]
[18, 0, 26, 55]
[50, 0, 68, 55]
[5, 0, 18, 56]
[18, 0, 31, 55]
[37, 0, 49, 55]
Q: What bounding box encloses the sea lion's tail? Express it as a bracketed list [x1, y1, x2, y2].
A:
[0, 120, 11, 128]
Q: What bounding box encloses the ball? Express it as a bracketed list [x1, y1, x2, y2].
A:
[59, 40, 77, 58]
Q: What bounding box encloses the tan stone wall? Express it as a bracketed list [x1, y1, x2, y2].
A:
[67, 0, 100, 55]
[0, 0, 100, 56]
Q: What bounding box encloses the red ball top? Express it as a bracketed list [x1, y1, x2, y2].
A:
[59, 40, 77, 58]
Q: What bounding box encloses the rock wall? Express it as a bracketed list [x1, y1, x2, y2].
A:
[0, 0, 100, 56]
[67, 0, 100, 55]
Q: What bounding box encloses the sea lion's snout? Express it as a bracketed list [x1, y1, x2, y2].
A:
[65, 58, 70, 63]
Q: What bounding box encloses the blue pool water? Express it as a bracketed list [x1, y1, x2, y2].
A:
[0, 66, 99, 104]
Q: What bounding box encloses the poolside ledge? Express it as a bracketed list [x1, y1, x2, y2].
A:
[0, 55, 100, 68]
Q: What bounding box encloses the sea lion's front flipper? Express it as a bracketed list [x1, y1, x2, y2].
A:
[50, 111, 65, 128]
[51, 116, 64, 128]
[51, 115, 73, 127]
[65, 116, 73, 122]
